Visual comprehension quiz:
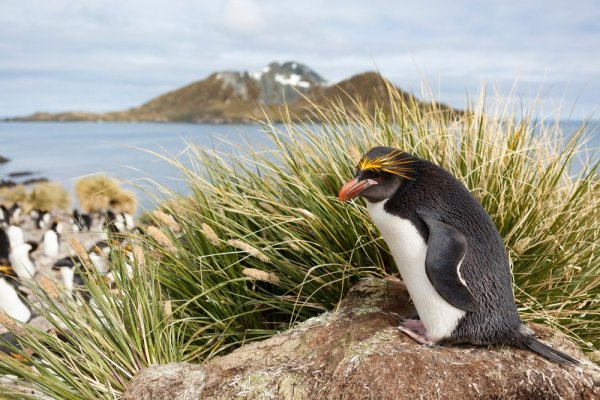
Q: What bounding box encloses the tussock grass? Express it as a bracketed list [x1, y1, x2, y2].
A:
[0, 87, 598, 397]
[0, 185, 29, 206]
[0, 182, 70, 211]
[29, 182, 70, 210]
[75, 175, 136, 213]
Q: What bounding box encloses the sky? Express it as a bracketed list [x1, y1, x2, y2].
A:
[1, 0, 599, 119]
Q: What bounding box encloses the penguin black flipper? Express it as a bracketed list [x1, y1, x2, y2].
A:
[420, 215, 478, 312]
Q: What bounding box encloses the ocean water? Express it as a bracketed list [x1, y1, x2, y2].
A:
[0, 122, 273, 212]
[0, 121, 598, 213]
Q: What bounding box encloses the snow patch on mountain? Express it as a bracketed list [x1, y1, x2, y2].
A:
[274, 73, 311, 88]
[216, 61, 327, 105]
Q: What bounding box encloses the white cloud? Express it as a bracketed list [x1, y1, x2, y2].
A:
[0, 0, 598, 119]
[223, 0, 265, 34]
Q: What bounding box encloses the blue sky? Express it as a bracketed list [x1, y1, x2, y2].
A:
[1, 0, 599, 119]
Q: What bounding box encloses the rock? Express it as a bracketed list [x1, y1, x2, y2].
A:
[8, 171, 35, 177]
[0, 155, 8, 164]
[125, 278, 600, 400]
[22, 177, 48, 185]
[0, 179, 17, 188]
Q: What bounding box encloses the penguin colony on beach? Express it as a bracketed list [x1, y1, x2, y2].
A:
[0, 206, 33, 324]
[0, 205, 138, 360]
[338, 146, 579, 365]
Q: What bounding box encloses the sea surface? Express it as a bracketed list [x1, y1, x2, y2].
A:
[0, 122, 273, 213]
[0, 121, 598, 213]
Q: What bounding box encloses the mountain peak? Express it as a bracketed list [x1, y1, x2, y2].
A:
[219, 61, 327, 105]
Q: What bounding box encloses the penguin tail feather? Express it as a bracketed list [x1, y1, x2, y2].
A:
[519, 334, 580, 365]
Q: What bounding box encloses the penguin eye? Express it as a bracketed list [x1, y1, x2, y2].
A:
[374, 172, 385, 181]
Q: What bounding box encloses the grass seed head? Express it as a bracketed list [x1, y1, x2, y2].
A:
[163, 301, 172, 318]
[513, 237, 532, 255]
[68, 238, 93, 269]
[228, 239, 270, 263]
[259, 202, 277, 214]
[201, 223, 221, 247]
[147, 226, 178, 253]
[39, 276, 61, 300]
[242, 268, 280, 285]
[153, 210, 181, 233]
[132, 245, 146, 267]
[0, 313, 28, 337]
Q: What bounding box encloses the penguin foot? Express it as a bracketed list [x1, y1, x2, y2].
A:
[397, 319, 435, 345]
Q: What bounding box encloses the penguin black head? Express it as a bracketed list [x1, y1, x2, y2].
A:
[338, 146, 414, 203]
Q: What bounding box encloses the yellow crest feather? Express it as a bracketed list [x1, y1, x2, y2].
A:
[0, 265, 13, 273]
[357, 149, 412, 179]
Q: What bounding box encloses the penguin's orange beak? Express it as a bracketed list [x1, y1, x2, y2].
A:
[338, 178, 378, 201]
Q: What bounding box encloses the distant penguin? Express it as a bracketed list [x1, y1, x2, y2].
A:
[338, 147, 579, 365]
[0, 262, 19, 287]
[36, 210, 51, 230]
[52, 257, 90, 302]
[0, 276, 32, 322]
[6, 224, 24, 248]
[8, 243, 36, 280]
[122, 212, 135, 231]
[26, 240, 39, 255]
[0, 205, 9, 226]
[0, 331, 25, 360]
[114, 212, 126, 232]
[82, 212, 92, 231]
[53, 257, 78, 293]
[42, 220, 62, 259]
[109, 242, 134, 278]
[104, 210, 125, 235]
[0, 227, 9, 264]
[8, 203, 22, 222]
[89, 241, 109, 275]
[70, 210, 81, 232]
[73, 210, 93, 231]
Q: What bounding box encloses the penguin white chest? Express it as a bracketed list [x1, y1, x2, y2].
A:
[43, 230, 59, 258]
[7, 226, 24, 247]
[9, 244, 36, 280]
[90, 253, 108, 275]
[59, 267, 76, 292]
[0, 278, 31, 322]
[366, 200, 465, 341]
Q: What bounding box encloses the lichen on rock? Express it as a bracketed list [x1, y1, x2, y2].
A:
[125, 278, 600, 400]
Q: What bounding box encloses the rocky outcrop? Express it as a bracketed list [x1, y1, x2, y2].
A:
[0, 155, 9, 164]
[124, 278, 600, 400]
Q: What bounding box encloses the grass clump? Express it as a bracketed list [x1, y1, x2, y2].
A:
[0, 86, 598, 397]
[29, 182, 70, 210]
[75, 174, 136, 213]
[0, 185, 28, 206]
[0, 182, 70, 211]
